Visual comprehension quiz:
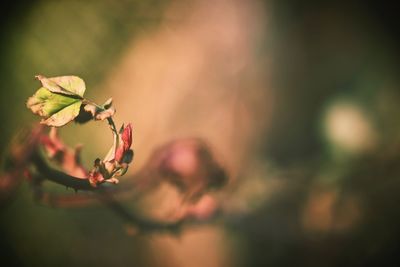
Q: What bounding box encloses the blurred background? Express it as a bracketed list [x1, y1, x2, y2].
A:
[1, 0, 400, 266]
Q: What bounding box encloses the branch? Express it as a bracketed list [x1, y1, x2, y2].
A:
[11, 125, 228, 234]
[70, 190, 220, 234]
[31, 150, 95, 191]
[30, 150, 224, 233]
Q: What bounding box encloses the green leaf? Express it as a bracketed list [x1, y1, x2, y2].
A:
[27, 87, 82, 127]
[40, 101, 82, 127]
[35, 75, 86, 97]
[102, 98, 113, 109]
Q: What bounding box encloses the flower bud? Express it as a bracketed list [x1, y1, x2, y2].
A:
[115, 123, 133, 163]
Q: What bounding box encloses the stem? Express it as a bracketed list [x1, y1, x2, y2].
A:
[82, 98, 119, 159]
[107, 117, 119, 148]
[31, 150, 95, 191]
[106, 116, 118, 135]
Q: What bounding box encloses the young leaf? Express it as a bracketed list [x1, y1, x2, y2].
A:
[83, 103, 116, 121]
[40, 101, 82, 127]
[102, 98, 113, 109]
[27, 87, 82, 127]
[35, 75, 86, 97]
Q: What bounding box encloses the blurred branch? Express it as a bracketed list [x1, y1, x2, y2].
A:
[97, 192, 220, 233]
[1, 125, 228, 233]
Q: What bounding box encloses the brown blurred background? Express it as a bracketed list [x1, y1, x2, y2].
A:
[1, 0, 400, 266]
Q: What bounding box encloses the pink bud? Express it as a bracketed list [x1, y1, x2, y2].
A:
[122, 123, 133, 151]
[115, 123, 133, 163]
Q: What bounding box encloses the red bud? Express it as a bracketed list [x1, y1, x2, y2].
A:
[115, 123, 133, 163]
[122, 123, 132, 151]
